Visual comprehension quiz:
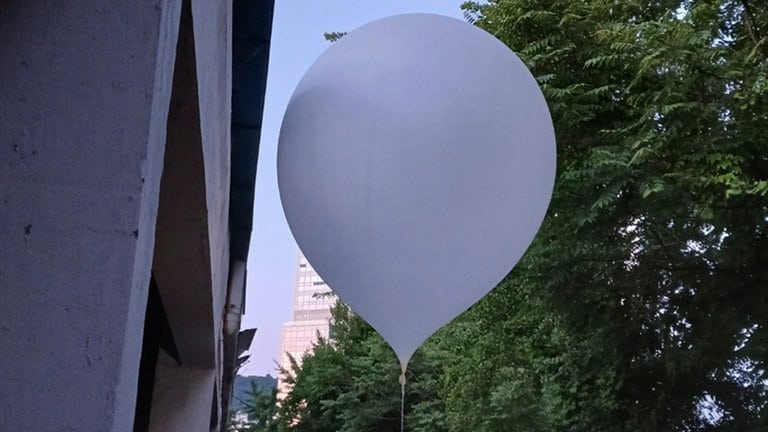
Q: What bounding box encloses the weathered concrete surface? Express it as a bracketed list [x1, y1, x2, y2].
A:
[153, 0, 217, 370]
[148, 350, 216, 432]
[192, 1, 233, 414]
[151, 0, 232, 376]
[0, 1, 181, 430]
[192, 0, 233, 375]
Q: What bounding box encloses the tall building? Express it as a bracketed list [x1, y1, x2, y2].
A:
[277, 252, 336, 398]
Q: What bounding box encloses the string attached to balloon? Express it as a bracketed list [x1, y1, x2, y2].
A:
[278, 13, 556, 428]
[399, 368, 406, 432]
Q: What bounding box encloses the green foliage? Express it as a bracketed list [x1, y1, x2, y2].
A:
[231, 375, 278, 411]
[276, 303, 407, 432]
[230, 380, 280, 432]
[459, 0, 768, 430]
[278, 0, 768, 430]
[323, 32, 347, 42]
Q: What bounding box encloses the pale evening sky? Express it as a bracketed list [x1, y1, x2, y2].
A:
[240, 1, 466, 376]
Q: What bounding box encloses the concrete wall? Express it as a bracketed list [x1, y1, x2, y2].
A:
[150, 0, 233, 426]
[191, 0, 233, 379]
[0, 1, 182, 431]
[152, 0, 219, 371]
[0, 0, 249, 429]
[152, 0, 234, 370]
[148, 351, 216, 432]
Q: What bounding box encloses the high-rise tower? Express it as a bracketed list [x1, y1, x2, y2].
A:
[277, 252, 335, 398]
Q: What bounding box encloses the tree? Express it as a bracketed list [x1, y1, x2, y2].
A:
[230, 381, 279, 432]
[454, 0, 767, 430]
[323, 32, 347, 42]
[275, 301, 451, 432]
[277, 303, 400, 432]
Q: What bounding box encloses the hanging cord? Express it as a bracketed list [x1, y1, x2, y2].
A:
[399, 368, 406, 432]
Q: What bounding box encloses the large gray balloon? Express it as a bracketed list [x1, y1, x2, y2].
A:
[278, 14, 556, 369]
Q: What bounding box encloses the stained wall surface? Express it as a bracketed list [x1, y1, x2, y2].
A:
[0, 0, 244, 430]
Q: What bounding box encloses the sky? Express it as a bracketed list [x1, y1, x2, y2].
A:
[240, 0, 466, 376]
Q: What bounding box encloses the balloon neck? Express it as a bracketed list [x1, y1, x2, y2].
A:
[399, 369, 406, 386]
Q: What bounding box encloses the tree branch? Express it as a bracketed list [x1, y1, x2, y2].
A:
[741, 0, 764, 55]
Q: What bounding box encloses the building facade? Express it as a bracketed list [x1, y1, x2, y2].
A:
[0, 1, 273, 431]
[277, 252, 336, 398]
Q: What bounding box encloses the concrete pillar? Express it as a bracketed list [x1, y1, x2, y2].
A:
[148, 351, 216, 432]
[151, 0, 232, 371]
[152, 0, 218, 370]
[0, 1, 181, 431]
[149, 3, 233, 428]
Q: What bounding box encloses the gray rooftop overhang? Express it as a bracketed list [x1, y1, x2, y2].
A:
[222, 0, 275, 426]
[230, 0, 275, 263]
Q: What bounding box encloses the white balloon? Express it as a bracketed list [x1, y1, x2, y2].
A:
[278, 14, 556, 369]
